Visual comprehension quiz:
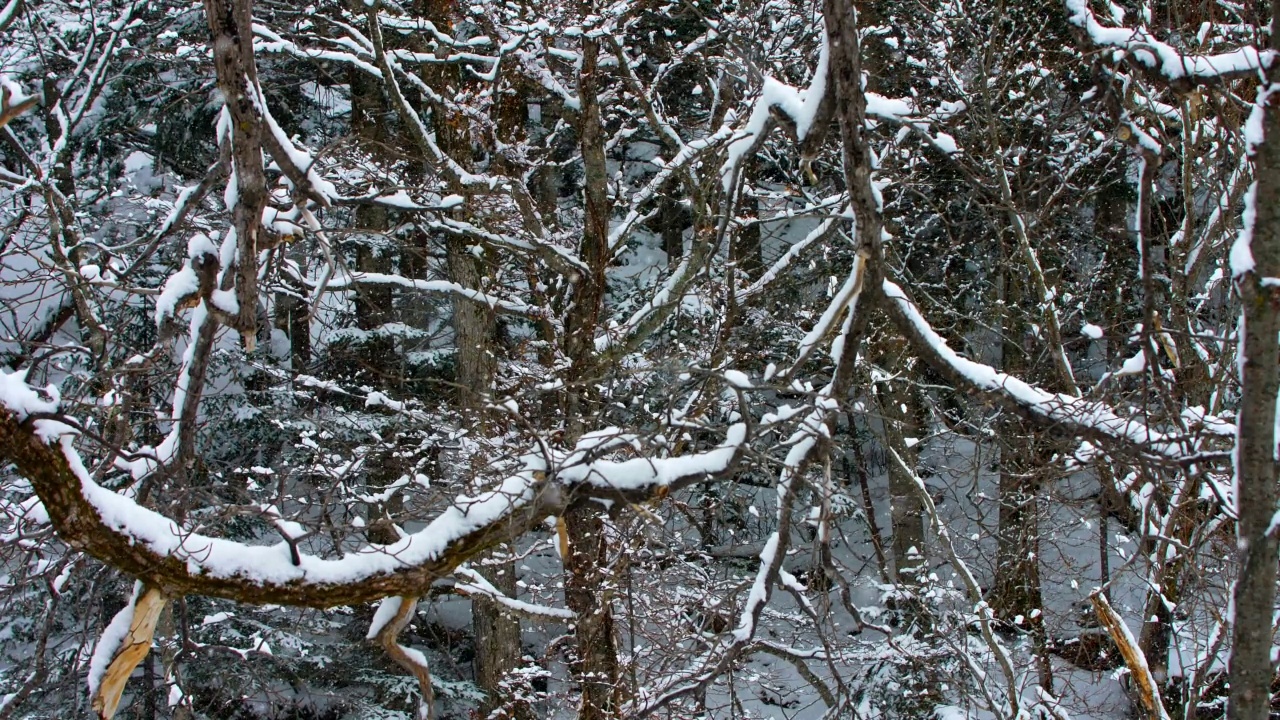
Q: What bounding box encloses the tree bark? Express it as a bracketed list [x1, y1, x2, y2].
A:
[470, 545, 524, 719]
[444, 232, 523, 719]
[560, 5, 622, 716]
[877, 374, 926, 583]
[273, 285, 310, 373]
[406, 0, 527, 710]
[987, 245, 1051, 690]
[204, 0, 268, 345]
[563, 504, 621, 720]
[1227, 7, 1280, 716]
[730, 163, 763, 281]
[658, 179, 687, 270]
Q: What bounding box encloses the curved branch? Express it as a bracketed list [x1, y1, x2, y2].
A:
[0, 401, 745, 609]
[368, 596, 436, 720]
[877, 278, 1204, 465]
[89, 584, 168, 720]
[1066, 0, 1267, 84]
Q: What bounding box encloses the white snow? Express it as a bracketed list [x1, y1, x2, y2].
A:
[155, 234, 220, 325]
[721, 21, 830, 190]
[325, 271, 544, 318]
[737, 211, 842, 303]
[0, 370, 58, 421]
[2, 363, 751, 593]
[367, 596, 407, 639]
[1066, 0, 1263, 80]
[1231, 85, 1275, 278]
[87, 582, 143, 696]
[883, 280, 1186, 460]
[0, 74, 34, 113]
[453, 566, 574, 620]
[557, 423, 746, 491]
[732, 533, 780, 641]
[155, 268, 200, 325]
[247, 81, 336, 204]
[66, 424, 543, 586]
[1114, 350, 1146, 377]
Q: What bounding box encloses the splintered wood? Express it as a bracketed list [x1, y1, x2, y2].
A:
[92, 586, 168, 720]
[1090, 591, 1172, 720]
[371, 596, 436, 720]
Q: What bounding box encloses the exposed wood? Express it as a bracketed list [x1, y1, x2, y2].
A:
[370, 597, 436, 720]
[92, 587, 168, 720]
[0, 407, 743, 607]
[0, 82, 37, 130]
[1090, 591, 1173, 720]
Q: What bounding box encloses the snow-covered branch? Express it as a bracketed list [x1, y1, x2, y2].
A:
[0, 372, 747, 608]
[452, 566, 574, 621]
[1065, 0, 1267, 85]
[879, 279, 1201, 464]
[320, 271, 550, 319]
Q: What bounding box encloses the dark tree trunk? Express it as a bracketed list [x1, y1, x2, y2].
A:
[989, 424, 1045, 626]
[410, 0, 527, 709]
[347, 61, 411, 544]
[563, 503, 621, 720]
[987, 250, 1052, 691]
[444, 234, 524, 719]
[273, 287, 310, 373]
[470, 544, 524, 719]
[989, 421, 1052, 693]
[1227, 8, 1280, 716]
[731, 162, 764, 281]
[560, 6, 622, 717]
[658, 179, 687, 270]
[877, 375, 925, 583]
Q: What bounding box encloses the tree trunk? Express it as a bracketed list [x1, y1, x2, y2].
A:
[730, 163, 762, 280]
[204, 0, 268, 344]
[348, 79, 402, 544]
[444, 233, 524, 719]
[471, 545, 524, 719]
[988, 253, 1051, 691]
[273, 286, 310, 373]
[412, 0, 526, 706]
[658, 179, 687, 270]
[563, 503, 621, 720]
[989, 424, 1045, 627]
[1227, 8, 1280, 716]
[877, 376, 925, 583]
[989, 421, 1052, 693]
[560, 6, 621, 716]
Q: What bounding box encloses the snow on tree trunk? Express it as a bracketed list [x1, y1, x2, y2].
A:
[1227, 9, 1280, 716]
